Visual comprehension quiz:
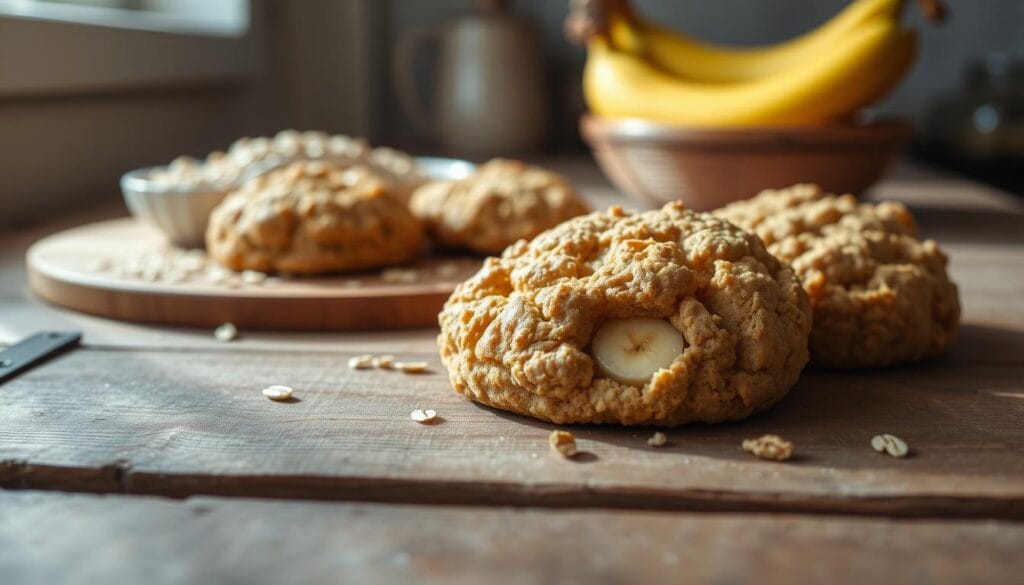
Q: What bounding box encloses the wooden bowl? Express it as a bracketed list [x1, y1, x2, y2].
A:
[580, 115, 913, 210]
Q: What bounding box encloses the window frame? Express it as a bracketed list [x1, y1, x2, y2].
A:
[0, 0, 259, 98]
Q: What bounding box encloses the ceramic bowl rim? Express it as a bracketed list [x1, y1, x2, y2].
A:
[580, 115, 914, 149]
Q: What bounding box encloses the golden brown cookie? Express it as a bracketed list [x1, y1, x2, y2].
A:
[409, 159, 590, 255]
[716, 184, 960, 368]
[437, 203, 811, 426]
[206, 161, 424, 274]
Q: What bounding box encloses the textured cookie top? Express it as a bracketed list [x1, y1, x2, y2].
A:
[438, 202, 811, 426]
[206, 160, 423, 274]
[410, 159, 590, 254]
[716, 184, 960, 367]
[151, 130, 425, 196]
[716, 184, 919, 247]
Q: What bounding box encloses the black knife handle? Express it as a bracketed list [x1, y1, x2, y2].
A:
[0, 331, 81, 384]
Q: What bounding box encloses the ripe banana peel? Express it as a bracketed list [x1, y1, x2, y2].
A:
[608, 0, 903, 83]
[583, 11, 918, 127]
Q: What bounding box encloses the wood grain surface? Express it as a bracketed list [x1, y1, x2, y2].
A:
[1, 341, 1022, 517]
[26, 218, 481, 331]
[3, 491, 1023, 585]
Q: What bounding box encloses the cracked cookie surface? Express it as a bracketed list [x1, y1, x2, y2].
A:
[716, 184, 960, 368]
[206, 161, 423, 274]
[437, 203, 811, 426]
[410, 159, 590, 255]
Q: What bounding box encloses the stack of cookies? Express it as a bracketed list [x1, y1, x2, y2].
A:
[196, 136, 960, 427]
[204, 155, 591, 275]
[435, 184, 961, 426]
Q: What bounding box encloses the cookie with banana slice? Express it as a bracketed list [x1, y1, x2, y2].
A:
[436, 203, 811, 426]
[715, 184, 960, 368]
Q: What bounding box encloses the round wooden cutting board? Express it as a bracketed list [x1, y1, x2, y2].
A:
[27, 218, 483, 331]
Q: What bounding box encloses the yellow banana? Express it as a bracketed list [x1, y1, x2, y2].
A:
[584, 18, 917, 127]
[609, 0, 904, 83]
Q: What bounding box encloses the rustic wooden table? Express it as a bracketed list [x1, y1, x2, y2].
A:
[1, 157, 1023, 584]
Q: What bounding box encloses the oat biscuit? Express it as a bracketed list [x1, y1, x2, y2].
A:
[410, 159, 590, 255]
[437, 203, 811, 426]
[206, 161, 424, 274]
[716, 184, 960, 368]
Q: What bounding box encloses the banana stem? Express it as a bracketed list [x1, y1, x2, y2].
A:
[917, 0, 948, 24]
[565, 0, 635, 45]
[897, 0, 948, 23]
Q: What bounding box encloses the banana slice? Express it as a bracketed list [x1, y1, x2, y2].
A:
[591, 317, 685, 386]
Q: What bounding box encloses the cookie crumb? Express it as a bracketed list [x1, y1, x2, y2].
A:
[261, 385, 293, 401]
[410, 408, 437, 424]
[742, 434, 793, 461]
[871, 433, 909, 458]
[647, 432, 668, 447]
[394, 361, 429, 374]
[373, 354, 395, 369]
[549, 430, 577, 458]
[214, 322, 239, 342]
[348, 354, 374, 370]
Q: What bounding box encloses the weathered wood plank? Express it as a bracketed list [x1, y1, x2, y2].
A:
[2, 491, 1023, 585]
[1, 344, 1022, 517]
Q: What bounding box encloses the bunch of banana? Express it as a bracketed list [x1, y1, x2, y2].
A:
[569, 0, 944, 127]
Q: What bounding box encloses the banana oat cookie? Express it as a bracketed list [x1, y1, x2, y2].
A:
[409, 159, 590, 255]
[716, 184, 960, 368]
[437, 203, 811, 426]
[206, 161, 424, 274]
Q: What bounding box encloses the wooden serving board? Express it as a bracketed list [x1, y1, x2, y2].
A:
[26, 218, 482, 331]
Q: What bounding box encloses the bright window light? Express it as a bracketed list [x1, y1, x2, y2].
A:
[0, 0, 250, 36]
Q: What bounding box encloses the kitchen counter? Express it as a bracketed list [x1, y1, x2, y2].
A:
[1, 156, 1023, 584]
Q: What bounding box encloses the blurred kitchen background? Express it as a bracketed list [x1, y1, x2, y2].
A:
[2, 0, 1021, 223]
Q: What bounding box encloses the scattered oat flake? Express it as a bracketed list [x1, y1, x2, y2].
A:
[381, 268, 418, 284]
[410, 409, 437, 424]
[373, 354, 395, 369]
[436, 262, 460, 278]
[261, 385, 293, 401]
[348, 354, 375, 370]
[549, 430, 577, 457]
[395, 361, 429, 374]
[871, 433, 909, 458]
[647, 432, 668, 447]
[241, 270, 267, 284]
[214, 322, 238, 342]
[742, 434, 793, 461]
[88, 259, 112, 272]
